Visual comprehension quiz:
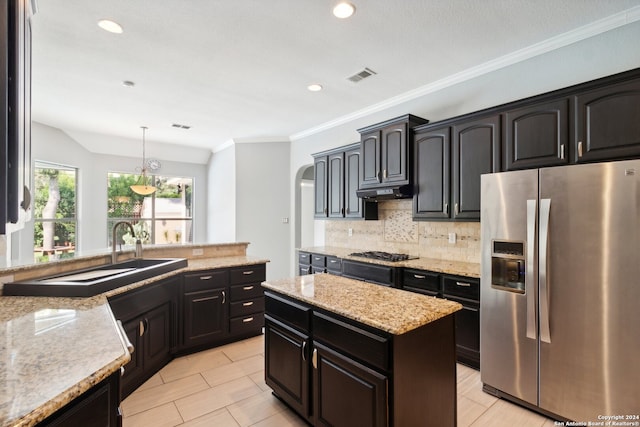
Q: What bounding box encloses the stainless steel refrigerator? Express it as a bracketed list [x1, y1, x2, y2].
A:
[480, 159, 640, 421]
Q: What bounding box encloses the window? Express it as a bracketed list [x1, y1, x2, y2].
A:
[107, 173, 193, 246]
[33, 162, 77, 263]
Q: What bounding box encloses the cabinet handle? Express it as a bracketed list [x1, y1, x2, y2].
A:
[120, 366, 125, 377]
[413, 274, 426, 279]
[243, 285, 254, 291]
[560, 144, 565, 160]
[242, 301, 254, 307]
[199, 275, 212, 280]
[330, 260, 338, 264]
[242, 270, 254, 275]
[314, 257, 321, 260]
[222, 291, 226, 304]
[193, 295, 218, 303]
[302, 341, 307, 361]
[116, 320, 134, 354]
[445, 203, 449, 214]
[578, 141, 583, 157]
[242, 317, 254, 323]
[346, 208, 350, 214]
[139, 320, 145, 337]
[454, 203, 459, 215]
[324, 208, 328, 215]
[456, 281, 471, 287]
[341, 207, 344, 216]
[383, 169, 388, 179]
[312, 348, 318, 369]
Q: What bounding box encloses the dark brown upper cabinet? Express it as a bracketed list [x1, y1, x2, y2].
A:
[503, 98, 570, 170]
[313, 155, 328, 218]
[575, 78, 640, 163]
[413, 125, 451, 220]
[452, 114, 501, 220]
[358, 115, 428, 191]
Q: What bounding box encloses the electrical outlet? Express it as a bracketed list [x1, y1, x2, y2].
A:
[448, 232, 457, 244]
[192, 248, 204, 256]
[282, 217, 289, 224]
[348, 228, 353, 237]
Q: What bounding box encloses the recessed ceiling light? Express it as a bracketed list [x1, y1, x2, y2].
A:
[333, 2, 356, 19]
[98, 19, 123, 34]
[122, 80, 135, 88]
[307, 84, 323, 92]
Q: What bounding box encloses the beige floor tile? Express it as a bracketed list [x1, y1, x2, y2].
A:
[458, 395, 489, 427]
[174, 376, 263, 422]
[122, 402, 183, 427]
[179, 407, 241, 427]
[226, 390, 286, 427]
[457, 369, 499, 408]
[201, 355, 264, 388]
[136, 371, 164, 392]
[471, 399, 548, 427]
[160, 350, 232, 383]
[122, 374, 210, 417]
[248, 409, 308, 427]
[457, 363, 478, 383]
[221, 334, 265, 361]
[248, 371, 270, 392]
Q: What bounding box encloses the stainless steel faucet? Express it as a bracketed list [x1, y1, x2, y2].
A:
[111, 221, 143, 263]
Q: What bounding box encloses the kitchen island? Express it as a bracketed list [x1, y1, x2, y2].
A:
[262, 273, 462, 427]
[0, 245, 268, 427]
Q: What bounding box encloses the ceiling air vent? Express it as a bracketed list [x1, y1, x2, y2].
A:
[347, 67, 377, 83]
[172, 123, 191, 129]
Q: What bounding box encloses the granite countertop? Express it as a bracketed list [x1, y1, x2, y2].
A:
[262, 273, 462, 335]
[298, 246, 481, 278]
[0, 255, 268, 427]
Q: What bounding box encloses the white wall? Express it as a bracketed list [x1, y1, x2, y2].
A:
[288, 20, 640, 269]
[207, 145, 237, 243]
[235, 142, 291, 280]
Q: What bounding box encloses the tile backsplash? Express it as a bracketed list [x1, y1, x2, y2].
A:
[324, 199, 480, 264]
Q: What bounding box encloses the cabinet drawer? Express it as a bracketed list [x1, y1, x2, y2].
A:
[229, 264, 266, 285]
[311, 254, 326, 267]
[298, 252, 311, 265]
[109, 279, 175, 322]
[326, 256, 342, 273]
[442, 275, 479, 301]
[313, 311, 389, 372]
[230, 283, 263, 302]
[342, 260, 395, 287]
[184, 270, 228, 293]
[299, 265, 312, 276]
[230, 313, 264, 335]
[402, 269, 440, 293]
[230, 297, 265, 317]
[265, 292, 311, 333]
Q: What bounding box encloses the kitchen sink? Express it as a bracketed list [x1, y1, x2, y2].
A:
[3, 258, 188, 297]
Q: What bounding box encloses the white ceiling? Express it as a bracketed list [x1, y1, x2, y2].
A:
[31, 0, 640, 156]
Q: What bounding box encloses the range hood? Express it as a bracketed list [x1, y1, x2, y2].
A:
[356, 184, 413, 200]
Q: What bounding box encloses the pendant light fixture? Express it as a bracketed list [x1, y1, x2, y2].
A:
[130, 126, 157, 195]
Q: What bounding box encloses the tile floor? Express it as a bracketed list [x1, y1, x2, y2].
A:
[122, 334, 558, 427]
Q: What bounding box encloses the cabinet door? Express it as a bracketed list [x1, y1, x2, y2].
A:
[413, 126, 450, 219]
[504, 98, 569, 170]
[381, 122, 409, 184]
[183, 288, 227, 347]
[344, 147, 362, 218]
[120, 317, 145, 396]
[313, 342, 387, 427]
[452, 114, 501, 220]
[144, 302, 173, 372]
[314, 155, 328, 218]
[575, 78, 640, 162]
[359, 131, 381, 188]
[265, 317, 311, 419]
[327, 152, 344, 218]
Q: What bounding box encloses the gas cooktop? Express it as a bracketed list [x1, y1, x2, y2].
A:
[349, 251, 417, 262]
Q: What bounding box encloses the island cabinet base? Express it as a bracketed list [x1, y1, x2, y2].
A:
[264, 290, 457, 427]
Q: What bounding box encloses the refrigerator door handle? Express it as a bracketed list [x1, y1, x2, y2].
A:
[526, 199, 537, 340]
[539, 198, 552, 343]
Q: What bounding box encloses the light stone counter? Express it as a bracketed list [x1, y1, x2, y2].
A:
[0, 255, 269, 427]
[298, 246, 480, 278]
[262, 273, 462, 335]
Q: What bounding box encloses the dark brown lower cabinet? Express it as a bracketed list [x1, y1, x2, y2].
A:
[39, 371, 121, 426]
[313, 342, 387, 427]
[264, 290, 457, 427]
